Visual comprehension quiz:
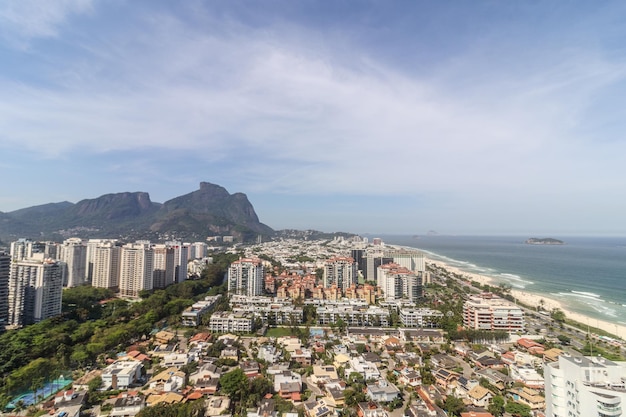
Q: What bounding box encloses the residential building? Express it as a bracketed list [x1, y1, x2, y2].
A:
[323, 257, 357, 292]
[400, 308, 443, 327]
[544, 354, 626, 417]
[463, 295, 524, 332]
[8, 258, 64, 326]
[58, 238, 88, 287]
[101, 361, 143, 390]
[228, 258, 264, 296]
[119, 242, 154, 297]
[0, 252, 9, 331]
[89, 240, 121, 290]
[366, 380, 400, 402]
[208, 311, 254, 333]
[152, 244, 176, 289]
[181, 295, 221, 326]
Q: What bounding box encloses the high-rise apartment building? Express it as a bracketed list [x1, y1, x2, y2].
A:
[377, 263, 423, 302]
[59, 238, 88, 287]
[544, 354, 626, 417]
[165, 241, 189, 283]
[119, 242, 154, 297]
[364, 251, 393, 282]
[189, 242, 207, 260]
[228, 258, 264, 296]
[8, 258, 64, 326]
[91, 240, 121, 290]
[0, 252, 9, 331]
[323, 257, 357, 292]
[152, 244, 175, 289]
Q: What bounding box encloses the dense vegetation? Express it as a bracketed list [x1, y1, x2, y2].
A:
[0, 252, 239, 409]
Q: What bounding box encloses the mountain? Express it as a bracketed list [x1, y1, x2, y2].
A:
[0, 182, 273, 242]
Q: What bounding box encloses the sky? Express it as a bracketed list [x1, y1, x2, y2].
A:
[1, 1, 626, 236]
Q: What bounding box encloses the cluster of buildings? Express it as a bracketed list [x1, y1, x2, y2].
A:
[0, 238, 214, 330]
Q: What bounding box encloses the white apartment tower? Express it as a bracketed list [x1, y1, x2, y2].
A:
[8, 258, 64, 326]
[0, 252, 9, 330]
[152, 244, 175, 289]
[119, 242, 154, 297]
[165, 241, 189, 283]
[228, 258, 264, 296]
[323, 257, 357, 291]
[377, 263, 423, 302]
[544, 354, 626, 417]
[91, 241, 121, 290]
[59, 238, 88, 287]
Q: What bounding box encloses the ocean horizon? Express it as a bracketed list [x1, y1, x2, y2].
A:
[380, 235, 626, 329]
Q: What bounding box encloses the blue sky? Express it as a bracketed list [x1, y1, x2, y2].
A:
[1, 1, 626, 235]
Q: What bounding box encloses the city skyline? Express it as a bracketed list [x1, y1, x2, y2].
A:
[2, 1, 626, 235]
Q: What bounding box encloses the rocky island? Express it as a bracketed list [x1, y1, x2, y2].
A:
[525, 237, 565, 245]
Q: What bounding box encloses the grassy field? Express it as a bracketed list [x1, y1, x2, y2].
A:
[265, 327, 298, 337]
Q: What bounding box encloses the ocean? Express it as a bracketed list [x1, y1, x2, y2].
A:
[380, 235, 626, 327]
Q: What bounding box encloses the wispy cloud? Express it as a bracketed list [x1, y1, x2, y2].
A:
[2, 2, 626, 232]
[0, 0, 93, 46]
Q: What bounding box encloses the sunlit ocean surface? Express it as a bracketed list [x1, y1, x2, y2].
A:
[380, 235, 626, 327]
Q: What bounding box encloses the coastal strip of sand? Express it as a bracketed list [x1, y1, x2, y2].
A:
[425, 257, 626, 341]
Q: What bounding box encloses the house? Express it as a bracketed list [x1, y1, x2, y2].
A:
[162, 353, 190, 368]
[146, 392, 184, 406]
[474, 368, 512, 391]
[304, 398, 335, 417]
[466, 385, 493, 408]
[346, 357, 380, 380]
[102, 361, 143, 390]
[543, 348, 563, 363]
[357, 402, 388, 417]
[311, 365, 339, 385]
[516, 338, 544, 352]
[189, 332, 211, 344]
[398, 368, 421, 387]
[277, 336, 302, 353]
[509, 364, 544, 389]
[109, 392, 145, 417]
[274, 371, 302, 399]
[194, 377, 219, 395]
[148, 367, 186, 392]
[241, 361, 261, 379]
[333, 353, 351, 369]
[205, 396, 230, 416]
[324, 382, 345, 408]
[189, 363, 221, 383]
[429, 354, 457, 370]
[248, 398, 277, 417]
[382, 336, 402, 352]
[455, 377, 479, 398]
[221, 347, 239, 361]
[432, 369, 459, 392]
[366, 380, 400, 403]
[154, 330, 177, 345]
[258, 345, 280, 364]
[508, 387, 545, 410]
[291, 349, 312, 367]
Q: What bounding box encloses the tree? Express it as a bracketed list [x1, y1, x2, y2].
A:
[219, 368, 248, 401]
[438, 395, 465, 417]
[488, 395, 505, 417]
[551, 308, 566, 323]
[505, 401, 532, 417]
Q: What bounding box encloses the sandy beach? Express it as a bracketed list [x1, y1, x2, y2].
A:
[426, 257, 626, 341]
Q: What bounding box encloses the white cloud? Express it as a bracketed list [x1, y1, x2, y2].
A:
[1, 3, 626, 209]
[0, 0, 93, 45]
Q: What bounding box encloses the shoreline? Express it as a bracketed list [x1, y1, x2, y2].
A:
[424, 256, 626, 341]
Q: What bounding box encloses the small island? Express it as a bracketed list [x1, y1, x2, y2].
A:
[525, 237, 564, 245]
